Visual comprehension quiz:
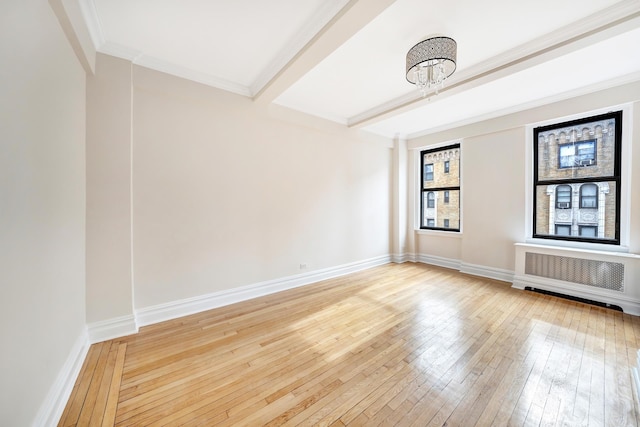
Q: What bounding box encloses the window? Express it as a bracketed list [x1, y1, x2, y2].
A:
[424, 163, 434, 181]
[579, 225, 598, 237]
[579, 183, 598, 208]
[533, 110, 621, 244]
[555, 224, 571, 236]
[426, 191, 435, 208]
[555, 185, 571, 209]
[421, 143, 460, 231]
[559, 140, 596, 168]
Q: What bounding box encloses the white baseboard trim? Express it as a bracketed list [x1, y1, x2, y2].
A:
[391, 253, 417, 263]
[87, 314, 139, 344]
[513, 274, 640, 315]
[32, 328, 90, 427]
[460, 262, 514, 283]
[136, 254, 392, 327]
[416, 253, 461, 271]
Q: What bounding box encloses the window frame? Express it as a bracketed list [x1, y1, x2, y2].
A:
[426, 191, 435, 208]
[532, 110, 622, 245]
[558, 139, 597, 169]
[424, 163, 434, 181]
[555, 224, 572, 236]
[579, 183, 598, 209]
[579, 225, 598, 237]
[555, 184, 572, 209]
[420, 143, 461, 232]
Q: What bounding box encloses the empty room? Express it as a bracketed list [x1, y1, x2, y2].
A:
[3, 0, 640, 426]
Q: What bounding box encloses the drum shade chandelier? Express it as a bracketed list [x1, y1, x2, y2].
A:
[406, 36, 457, 96]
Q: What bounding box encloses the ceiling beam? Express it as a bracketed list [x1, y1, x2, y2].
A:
[253, 0, 397, 105]
[348, 2, 640, 130]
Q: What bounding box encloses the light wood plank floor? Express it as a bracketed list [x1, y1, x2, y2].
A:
[59, 263, 640, 426]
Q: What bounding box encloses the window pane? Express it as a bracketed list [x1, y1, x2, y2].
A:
[579, 225, 597, 237]
[580, 183, 598, 208]
[556, 185, 571, 208]
[535, 181, 617, 241]
[424, 163, 434, 182]
[555, 224, 571, 236]
[421, 144, 460, 231]
[422, 189, 460, 230]
[536, 117, 617, 181]
[427, 191, 435, 208]
[423, 148, 459, 189]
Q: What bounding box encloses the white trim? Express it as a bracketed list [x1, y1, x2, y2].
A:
[96, 43, 252, 97]
[416, 253, 461, 271]
[32, 329, 90, 427]
[78, 0, 104, 49]
[415, 254, 514, 283]
[512, 274, 640, 315]
[391, 253, 417, 263]
[460, 262, 514, 283]
[87, 314, 138, 344]
[136, 255, 391, 327]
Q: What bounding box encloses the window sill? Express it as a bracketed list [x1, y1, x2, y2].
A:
[524, 237, 630, 254]
[416, 229, 463, 239]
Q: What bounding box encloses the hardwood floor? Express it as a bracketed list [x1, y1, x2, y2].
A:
[58, 263, 640, 426]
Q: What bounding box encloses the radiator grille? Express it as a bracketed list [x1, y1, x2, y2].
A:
[525, 252, 624, 292]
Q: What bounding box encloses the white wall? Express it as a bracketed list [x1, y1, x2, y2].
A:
[408, 81, 640, 278]
[0, 1, 86, 425]
[86, 54, 135, 325]
[460, 127, 526, 271]
[131, 66, 392, 309]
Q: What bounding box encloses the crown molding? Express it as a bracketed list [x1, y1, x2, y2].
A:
[96, 42, 252, 97]
[133, 55, 252, 97]
[78, 0, 104, 49]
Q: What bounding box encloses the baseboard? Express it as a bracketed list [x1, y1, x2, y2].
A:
[416, 253, 461, 271]
[513, 274, 640, 315]
[391, 253, 417, 263]
[32, 328, 90, 427]
[136, 254, 392, 327]
[460, 262, 514, 283]
[87, 314, 139, 344]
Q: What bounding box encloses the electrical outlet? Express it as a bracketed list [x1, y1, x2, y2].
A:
[299, 263, 308, 270]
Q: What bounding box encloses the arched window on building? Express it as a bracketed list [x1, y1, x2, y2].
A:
[556, 185, 572, 209]
[580, 183, 598, 208]
[427, 191, 435, 208]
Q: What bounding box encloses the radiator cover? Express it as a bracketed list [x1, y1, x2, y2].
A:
[524, 252, 624, 292]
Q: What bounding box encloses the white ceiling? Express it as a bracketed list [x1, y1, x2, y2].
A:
[81, 0, 640, 139]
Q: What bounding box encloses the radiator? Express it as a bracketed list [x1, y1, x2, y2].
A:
[524, 252, 624, 292]
[513, 243, 640, 315]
